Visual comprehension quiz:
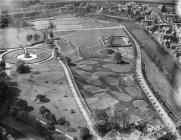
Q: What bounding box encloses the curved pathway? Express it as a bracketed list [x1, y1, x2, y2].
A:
[122, 26, 180, 138]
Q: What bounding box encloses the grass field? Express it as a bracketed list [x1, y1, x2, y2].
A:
[0, 28, 44, 49]
[10, 59, 86, 137]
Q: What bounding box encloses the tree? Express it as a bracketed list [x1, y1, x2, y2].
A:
[92, 110, 109, 123]
[16, 60, 30, 74]
[49, 22, 55, 30]
[51, 134, 67, 140]
[16, 110, 30, 123]
[54, 48, 60, 58]
[26, 34, 33, 42]
[80, 127, 91, 140]
[107, 35, 114, 47]
[49, 31, 54, 38]
[57, 117, 67, 125]
[158, 132, 177, 140]
[0, 70, 9, 82]
[161, 5, 167, 13]
[1, 11, 11, 28]
[94, 122, 108, 136]
[0, 131, 8, 140]
[44, 112, 51, 120]
[0, 80, 9, 105]
[14, 99, 28, 110]
[32, 120, 50, 136]
[35, 95, 49, 103]
[112, 52, 123, 64]
[39, 106, 50, 116]
[93, 110, 110, 136]
[34, 34, 40, 42]
[0, 60, 6, 70]
[9, 106, 19, 116]
[47, 113, 56, 124]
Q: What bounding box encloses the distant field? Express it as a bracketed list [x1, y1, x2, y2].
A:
[42, 0, 175, 4]
[0, 28, 44, 49]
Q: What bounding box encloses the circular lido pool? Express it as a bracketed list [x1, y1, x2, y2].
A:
[2, 48, 53, 65]
[97, 48, 117, 56]
[17, 53, 38, 61]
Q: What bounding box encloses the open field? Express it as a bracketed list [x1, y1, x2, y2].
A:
[54, 16, 164, 129]
[0, 28, 44, 49]
[9, 59, 86, 138]
[30, 15, 119, 30]
[0, 19, 88, 138]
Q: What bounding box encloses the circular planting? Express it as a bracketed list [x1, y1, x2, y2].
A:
[97, 48, 116, 56]
[2, 48, 52, 64]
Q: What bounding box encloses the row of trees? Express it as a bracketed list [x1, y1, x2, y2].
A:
[39, 106, 56, 125]
[26, 33, 41, 42]
[0, 11, 11, 28]
[0, 60, 11, 117]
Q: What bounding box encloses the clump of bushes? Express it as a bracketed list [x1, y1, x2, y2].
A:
[39, 106, 56, 124]
[0, 60, 6, 70]
[93, 110, 121, 137]
[79, 127, 91, 140]
[16, 60, 30, 74]
[8, 99, 51, 136]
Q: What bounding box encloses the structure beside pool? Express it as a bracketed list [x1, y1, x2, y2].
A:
[100, 35, 132, 47]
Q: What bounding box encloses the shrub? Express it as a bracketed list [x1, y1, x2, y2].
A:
[57, 117, 67, 125]
[94, 123, 108, 136]
[92, 110, 109, 123]
[107, 35, 114, 47]
[14, 99, 28, 110]
[26, 34, 33, 42]
[67, 127, 76, 132]
[39, 106, 50, 115]
[47, 113, 56, 124]
[34, 34, 41, 42]
[80, 127, 91, 140]
[112, 52, 123, 64]
[9, 106, 19, 116]
[15, 110, 35, 124]
[16, 60, 30, 74]
[32, 120, 50, 136]
[0, 60, 6, 70]
[0, 81, 9, 105]
[44, 111, 51, 120]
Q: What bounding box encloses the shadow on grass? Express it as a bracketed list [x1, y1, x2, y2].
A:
[7, 82, 21, 105]
[0, 123, 27, 139]
[26, 106, 34, 112]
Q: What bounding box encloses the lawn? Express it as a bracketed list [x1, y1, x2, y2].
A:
[9, 59, 86, 138]
[0, 28, 44, 49]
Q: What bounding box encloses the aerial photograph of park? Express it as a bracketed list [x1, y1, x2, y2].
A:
[1, 0, 181, 140]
